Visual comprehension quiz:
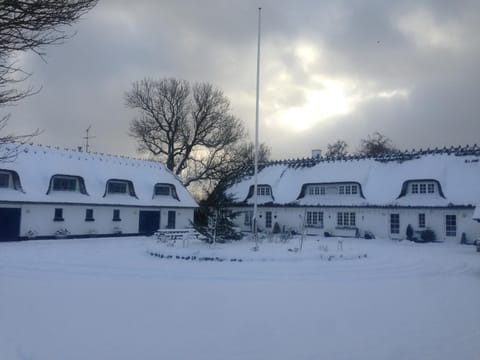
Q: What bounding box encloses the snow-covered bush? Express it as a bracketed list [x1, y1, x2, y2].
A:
[272, 222, 281, 234]
[364, 231, 375, 239]
[418, 229, 436, 243]
[54, 228, 70, 238]
[406, 224, 414, 241]
[26, 230, 37, 239]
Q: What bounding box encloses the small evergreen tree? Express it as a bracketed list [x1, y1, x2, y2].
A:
[194, 180, 242, 242]
[406, 224, 414, 241]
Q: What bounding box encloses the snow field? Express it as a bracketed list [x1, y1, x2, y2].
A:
[0, 236, 479, 360]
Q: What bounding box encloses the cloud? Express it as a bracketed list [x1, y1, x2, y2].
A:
[2, 0, 480, 163]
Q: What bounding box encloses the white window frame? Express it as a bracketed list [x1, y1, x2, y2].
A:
[446, 215, 456, 237]
[418, 213, 425, 228]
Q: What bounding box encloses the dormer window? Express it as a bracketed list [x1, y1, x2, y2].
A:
[0, 169, 24, 191]
[53, 176, 77, 191]
[104, 179, 137, 198]
[245, 184, 274, 201]
[339, 184, 358, 195]
[48, 175, 88, 195]
[409, 181, 437, 195]
[398, 180, 445, 199]
[154, 183, 179, 200]
[301, 182, 363, 199]
[257, 185, 271, 196]
[107, 181, 127, 194]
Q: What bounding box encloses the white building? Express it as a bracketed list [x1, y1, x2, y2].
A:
[226, 146, 480, 242]
[0, 144, 197, 240]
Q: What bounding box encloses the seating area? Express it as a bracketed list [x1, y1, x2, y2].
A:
[154, 228, 200, 247]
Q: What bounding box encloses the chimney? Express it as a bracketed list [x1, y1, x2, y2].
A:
[311, 149, 321, 159]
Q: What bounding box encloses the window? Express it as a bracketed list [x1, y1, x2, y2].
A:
[155, 185, 170, 196]
[418, 213, 425, 228]
[0, 172, 9, 188]
[306, 211, 324, 227]
[409, 181, 438, 196]
[54, 208, 64, 222]
[345, 185, 351, 195]
[351, 185, 358, 194]
[113, 209, 121, 221]
[53, 176, 77, 191]
[350, 212, 356, 226]
[265, 211, 272, 228]
[390, 214, 400, 234]
[308, 185, 325, 195]
[244, 211, 252, 226]
[167, 211, 176, 229]
[257, 185, 271, 196]
[337, 212, 355, 227]
[339, 185, 345, 195]
[85, 209, 94, 222]
[107, 181, 127, 194]
[446, 215, 456, 237]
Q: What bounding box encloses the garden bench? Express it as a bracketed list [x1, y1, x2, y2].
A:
[154, 228, 200, 248]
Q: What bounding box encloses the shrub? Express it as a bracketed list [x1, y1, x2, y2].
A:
[461, 232, 468, 244]
[419, 229, 436, 243]
[406, 224, 414, 241]
[272, 222, 281, 234]
[364, 231, 375, 239]
[324, 231, 331, 237]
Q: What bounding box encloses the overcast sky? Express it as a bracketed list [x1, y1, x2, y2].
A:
[6, 0, 480, 160]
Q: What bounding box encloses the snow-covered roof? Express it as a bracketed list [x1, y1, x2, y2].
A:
[226, 146, 480, 208]
[473, 206, 480, 221]
[0, 144, 197, 208]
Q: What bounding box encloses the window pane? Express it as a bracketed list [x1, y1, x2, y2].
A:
[350, 213, 356, 226]
[265, 212, 272, 228]
[418, 213, 425, 228]
[390, 214, 400, 234]
[0, 173, 9, 187]
[155, 185, 170, 196]
[53, 177, 77, 191]
[337, 212, 343, 226]
[54, 208, 63, 221]
[446, 215, 456, 236]
[113, 209, 121, 221]
[108, 182, 127, 194]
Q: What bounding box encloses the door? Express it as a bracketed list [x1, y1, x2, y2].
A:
[138, 211, 161, 235]
[0, 208, 21, 241]
[167, 211, 176, 229]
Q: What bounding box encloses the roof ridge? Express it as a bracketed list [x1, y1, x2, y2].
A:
[261, 144, 480, 168]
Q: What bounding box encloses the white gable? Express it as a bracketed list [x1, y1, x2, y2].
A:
[0, 144, 197, 208]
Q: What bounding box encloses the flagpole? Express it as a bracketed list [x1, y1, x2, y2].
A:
[253, 7, 262, 250]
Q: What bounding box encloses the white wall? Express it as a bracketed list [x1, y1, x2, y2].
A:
[230, 206, 480, 243]
[13, 203, 195, 238]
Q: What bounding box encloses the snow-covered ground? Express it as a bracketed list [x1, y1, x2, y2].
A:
[1, 235, 479, 360]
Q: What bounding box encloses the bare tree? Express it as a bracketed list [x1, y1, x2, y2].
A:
[358, 132, 396, 156]
[325, 139, 348, 158]
[126, 78, 248, 187]
[0, 0, 98, 159]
